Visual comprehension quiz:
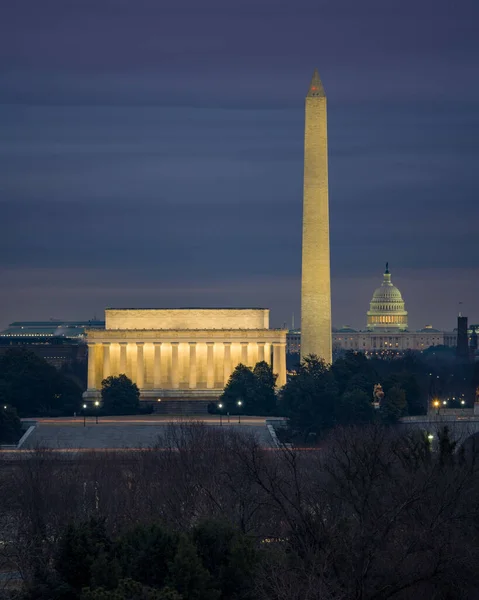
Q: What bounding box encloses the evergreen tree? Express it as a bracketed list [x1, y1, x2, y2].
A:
[114, 524, 178, 589]
[384, 373, 423, 415]
[252, 361, 277, 414]
[219, 364, 258, 414]
[0, 404, 23, 444]
[167, 536, 219, 600]
[192, 520, 258, 600]
[101, 375, 140, 415]
[380, 385, 407, 424]
[336, 388, 375, 426]
[55, 518, 112, 592]
[280, 355, 338, 441]
[81, 579, 182, 600]
[332, 351, 376, 396]
[438, 425, 457, 466]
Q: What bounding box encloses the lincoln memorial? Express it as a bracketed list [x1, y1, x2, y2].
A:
[83, 308, 287, 404]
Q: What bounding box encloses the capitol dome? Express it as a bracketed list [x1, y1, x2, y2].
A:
[366, 264, 408, 331]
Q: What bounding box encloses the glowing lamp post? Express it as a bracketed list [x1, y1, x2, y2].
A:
[218, 403, 224, 426]
[237, 399, 243, 424]
[82, 403, 87, 427]
[94, 400, 100, 424]
[433, 399, 440, 416]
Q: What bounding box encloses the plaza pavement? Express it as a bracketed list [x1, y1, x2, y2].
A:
[19, 415, 276, 450]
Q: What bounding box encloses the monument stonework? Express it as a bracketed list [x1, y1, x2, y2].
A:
[300, 69, 332, 363]
[84, 308, 287, 403]
[83, 71, 330, 406]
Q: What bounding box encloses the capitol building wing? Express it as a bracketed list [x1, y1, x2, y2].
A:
[84, 308, 287, 402]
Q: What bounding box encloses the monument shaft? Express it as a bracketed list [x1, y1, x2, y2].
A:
[300, 70, 332, 362]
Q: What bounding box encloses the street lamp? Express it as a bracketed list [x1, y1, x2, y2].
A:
[237, 400, 243, 424]
[82, 403, 87, 427]
[218, 403, 223, 426]
[433, 399, 440, 415]
[94, 400, 100, 424]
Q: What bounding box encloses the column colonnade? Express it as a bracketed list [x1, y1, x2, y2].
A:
[87, 338, 285, 392]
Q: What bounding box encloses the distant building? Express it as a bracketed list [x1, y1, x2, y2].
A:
[0, 319, 103, 368]
[0, 320, 105, 339]
[286, 266, 477, 357]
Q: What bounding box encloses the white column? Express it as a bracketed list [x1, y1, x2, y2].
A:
[241, 342, 248, 365]
[87, 343, 97, 389]
[273, 342, 287, 387]
[189, 342, 197, 389]
[119, 342, 127, 374]
[136, 342, 144, 389]
[264, 343, 271, 367]
[171, 342, 179, 389]
[279, 342, 287, 387]
[206, 342, 215, 389]
[154, 342, 162, 388]
[257, 342, 265, 363]
[223, 342, 232, 385]
[102, 343, 111, 381]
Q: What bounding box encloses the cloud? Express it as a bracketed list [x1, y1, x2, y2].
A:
[0, 0, 478, 331]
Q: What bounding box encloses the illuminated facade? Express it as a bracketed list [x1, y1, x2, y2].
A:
[366, 264, 408, 331]
[300, 69, 332, 363]
[83, 308, 287, 402]
[287, 326, 457, 355]
[332, 326, 455, 353]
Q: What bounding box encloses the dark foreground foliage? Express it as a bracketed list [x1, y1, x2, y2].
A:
[2, 422, 479, 599]
[0, 348, 83, 417]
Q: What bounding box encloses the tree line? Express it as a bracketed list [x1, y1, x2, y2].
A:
[2, 422, 479, 599]
[1, 345, 478, 444]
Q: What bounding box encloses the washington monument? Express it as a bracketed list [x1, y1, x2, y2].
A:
[300, 69, 332, 363]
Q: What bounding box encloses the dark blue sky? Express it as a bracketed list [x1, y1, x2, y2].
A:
[1, 0, 478, 330]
